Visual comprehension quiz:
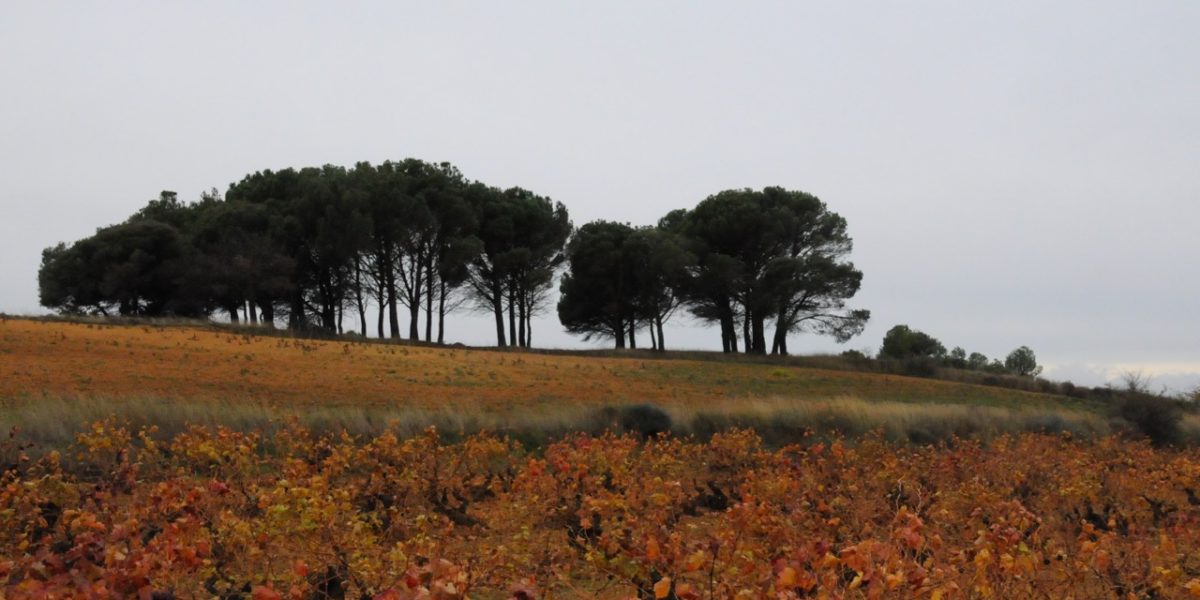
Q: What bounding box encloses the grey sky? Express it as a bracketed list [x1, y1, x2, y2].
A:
[2, 2, 1197, 389]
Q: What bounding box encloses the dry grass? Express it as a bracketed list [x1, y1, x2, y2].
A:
[0, 317, 1129, 450]
[0, 318, 1084, 411]
[0, 394, 1124, 451]
[673, 396, 1113, 445]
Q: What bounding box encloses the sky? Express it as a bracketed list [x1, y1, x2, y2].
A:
[1, 2, 1197, 391]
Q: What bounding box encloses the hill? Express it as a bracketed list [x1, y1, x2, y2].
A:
[0, 317, 1112, 446]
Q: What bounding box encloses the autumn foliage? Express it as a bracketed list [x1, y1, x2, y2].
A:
[4, 421, 1200, 598]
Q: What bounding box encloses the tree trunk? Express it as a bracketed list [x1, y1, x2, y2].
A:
[648, 322, 657, 351]
[408, 256, 422, 341]
[491, 278, 506, 347]
[424, 259, 434, 342]
[385, 259, 400, 338]
[507, 287, 517, 347]
[656, 316, 666, 352]
[437, 280, 447, 345]
[321, 288, 337, 332]
[614, 316, 625, 349]
[751, 313, 767, 355]
[517, 287, 527, 348]
[354, 259, 366, 336]
[742, 307, 752, 354]
[771, 314, 788, 356]
[228, 306, 239, 324]
[718, 298, 736, 353]
[376, 285, 385, 339]
[337, 301, 344, 335]
[526, 310, 532, 348]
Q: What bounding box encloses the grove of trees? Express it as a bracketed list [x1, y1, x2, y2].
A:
[557, 187, 870, 354]
[38, 161, 869, 354]
[878, 324, 1043, 377]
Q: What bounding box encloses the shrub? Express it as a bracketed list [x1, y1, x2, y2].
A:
[598, 404, 673, 438]
[900, 357, 939, 378]
[1112, 395, 1183, 447]
[1060, 381, 1080, 398]
[879, 325, 946, 360]
[1004, 346, 1042, 377]
[1035, 378, 1058, 395]
[1187, 386, 1200, 404]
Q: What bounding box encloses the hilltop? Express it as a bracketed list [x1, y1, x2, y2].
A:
[0, 317, 1116, 447]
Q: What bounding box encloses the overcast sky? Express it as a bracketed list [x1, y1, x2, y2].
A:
[2, 2, 1197, 390]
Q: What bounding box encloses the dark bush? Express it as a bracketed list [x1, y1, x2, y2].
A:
[1112, 395, 1183, 447]
[598, 404, 673, 438]
[1035, 378, 1058, 394]
[900, 357, 939, 378]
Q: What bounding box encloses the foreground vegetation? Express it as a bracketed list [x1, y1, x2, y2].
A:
[4, 318, 1200, 597]
[5, 423, 1200, 598]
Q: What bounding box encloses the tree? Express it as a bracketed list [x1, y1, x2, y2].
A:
[466, 185, 570, 348]
[557, 221, 638, 347]
[423, 168, 481, 344]
[501, 188, 571, 348]
[878, 325, 947, 360]
[967, 352, 989, 371]
[464, 184, 515, 346]
[946, 346, 968, 368]
[760, 188, 868, 354]
[625, 227, 693, 350]
[668, 187, 868, 354]
[187, 199, 294, 326]
[38, 220, 198, 317]
[38, 242, 103, 315]
[351, 161, 407, 338]
[1005, 346, 1042, 377]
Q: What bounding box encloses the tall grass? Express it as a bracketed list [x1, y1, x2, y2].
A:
[3, 394, 1165, 452]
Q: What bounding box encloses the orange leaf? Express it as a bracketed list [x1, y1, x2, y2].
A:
[646, 538, 661, 561]
[654, 577, 672, 599]
[779, 566, 797, 587]
[252, 586, 282, 600]
[1186, 579, 1200, 598]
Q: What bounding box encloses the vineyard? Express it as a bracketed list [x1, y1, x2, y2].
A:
[4, 423, 1200, 598]
[3, 318, 1198, 598]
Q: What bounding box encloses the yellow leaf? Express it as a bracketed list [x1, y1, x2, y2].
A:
[1185, 578, 1200, 597]
[779, 566, 797, 587]
[885, 572, 904, 590]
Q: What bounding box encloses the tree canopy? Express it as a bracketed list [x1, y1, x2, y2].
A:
[879, 325, 947, 360]
[660, 187, 870, 355]
[40, 169, 880, 355]
[39, 161, 569, 347]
